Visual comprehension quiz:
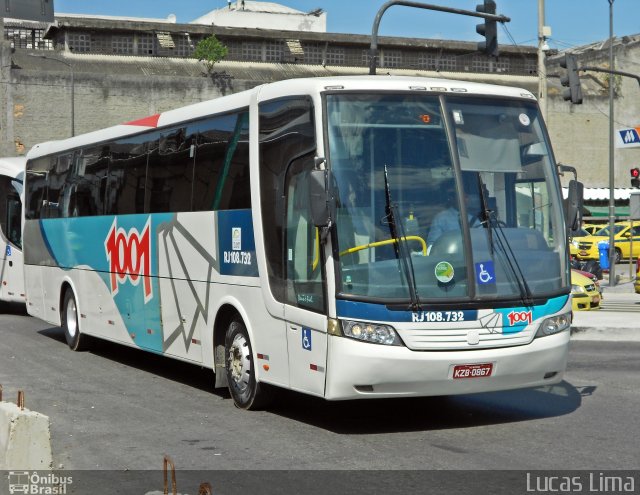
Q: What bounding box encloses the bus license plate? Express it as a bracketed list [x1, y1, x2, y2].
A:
[452, 363, 493, 379]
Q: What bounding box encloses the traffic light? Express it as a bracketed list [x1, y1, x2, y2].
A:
[631, 168, 640, 188]
[476, 0, 498, 57]
[560, 54, 583, 104]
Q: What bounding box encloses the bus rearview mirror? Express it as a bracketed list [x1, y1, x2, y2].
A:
[566, 179, 583, 236]
[309, 169, 331, 227]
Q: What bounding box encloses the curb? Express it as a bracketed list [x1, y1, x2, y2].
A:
[0, 401, 53, 470]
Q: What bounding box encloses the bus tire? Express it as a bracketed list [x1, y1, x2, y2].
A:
[62, 289, 88, 351]
[224, 317, 272, 410]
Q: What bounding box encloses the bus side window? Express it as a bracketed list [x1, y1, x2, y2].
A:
[259, 96, 316, 304]
[149, 126, 193, 213]
[191, 111, 250, 212]
[108, 135, 151, 215]
[46, 153, 73, 218]
[6, 194, 21, 248]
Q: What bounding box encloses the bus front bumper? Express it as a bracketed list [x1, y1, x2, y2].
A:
[324, 331, 569, 400]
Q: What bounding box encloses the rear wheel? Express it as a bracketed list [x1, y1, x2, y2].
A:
[62, 289, 88, 351]
[225, 318, 272, 410]
[614, 248, 622, 264]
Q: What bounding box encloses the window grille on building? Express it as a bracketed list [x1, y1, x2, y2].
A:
[112, 35, 134, 55]
[174, 34, 194, 57]
[418, 52, 457, 71]
[265, 41, 283, 62]
[242, 41, 262, 61]
[493, 57, 510, 73]
[303, 43, 324, 64]
[225, 40, 243, 61]
[325, 46, 345, 66]
[137, 33, 155, 56]
[68, 33, 92, 53]
[524, 58, 538, 75]
[471, 55, 493, 73]
[5, 27, 52, 50]
[381, 50, 402, 68]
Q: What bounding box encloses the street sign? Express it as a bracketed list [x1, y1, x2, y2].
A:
[616, 127, 640, 148]
[3, 0, 54, 22]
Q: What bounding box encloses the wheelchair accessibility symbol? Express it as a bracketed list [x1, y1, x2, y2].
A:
[302, 327, 312, 351]
[475, 261, 495, 285]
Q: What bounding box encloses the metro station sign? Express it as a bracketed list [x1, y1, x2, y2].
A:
[617, 127, 640, 148]
[3, 0, 54, 22]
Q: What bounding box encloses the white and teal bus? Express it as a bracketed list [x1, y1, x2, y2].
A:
[0, 157, 25, 306]
[24, 76, 580, 409]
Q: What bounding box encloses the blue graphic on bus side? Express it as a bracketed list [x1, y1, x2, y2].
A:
[5, 245, 11, 256]
[217, 210, 258, 277]
[39, 214, 172, 352]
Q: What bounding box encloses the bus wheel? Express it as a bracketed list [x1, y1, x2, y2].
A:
[62, 289, 87, 351]
[224, 318, 272, 410]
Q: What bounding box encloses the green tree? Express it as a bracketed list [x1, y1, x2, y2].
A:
[193, 35, 228, 73]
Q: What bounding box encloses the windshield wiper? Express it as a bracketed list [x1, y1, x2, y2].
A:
[476, 175, 533, 307]
[477, 176, 495, 256]
[383, 164, 421, 311]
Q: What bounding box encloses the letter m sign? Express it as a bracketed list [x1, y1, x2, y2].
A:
[618, 128, 640, 148]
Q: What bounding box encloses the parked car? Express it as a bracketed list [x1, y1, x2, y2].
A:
[635, 257, 640, 295]
[569, 228, 591, 257]
[571, 269, 601, 311]
[574, 221, 640, 263]
[572, 267, 602, 295]
[582, 223, 601, 235]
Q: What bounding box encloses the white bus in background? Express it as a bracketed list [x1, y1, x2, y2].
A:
[23, 76, 581, 409]
[0, 157, 25, 306]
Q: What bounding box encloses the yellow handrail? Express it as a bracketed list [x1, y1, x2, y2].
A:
[312, 228, 320, 271]
[340, 235, 427, 257]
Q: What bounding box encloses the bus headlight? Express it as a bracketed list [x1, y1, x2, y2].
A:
[341, 320, 403, 346]
[536, 312, 572, 338]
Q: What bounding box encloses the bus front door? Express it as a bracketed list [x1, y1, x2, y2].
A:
[284, 162, 328, 397]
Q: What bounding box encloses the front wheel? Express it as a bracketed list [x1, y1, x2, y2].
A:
[225, 318, 272, 410]
[62, 289, 88, 351]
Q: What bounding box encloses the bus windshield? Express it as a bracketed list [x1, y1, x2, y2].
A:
[326, 93, 567, 304]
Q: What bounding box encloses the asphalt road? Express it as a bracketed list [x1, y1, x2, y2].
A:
[0, 303, 638, 478]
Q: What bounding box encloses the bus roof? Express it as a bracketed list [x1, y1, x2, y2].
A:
[26, 75, 536, 160]
[0, 156, 26, 180]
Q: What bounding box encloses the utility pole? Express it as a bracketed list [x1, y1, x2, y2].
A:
[608, 0, 616, 286]
[537, 0, 548, 121]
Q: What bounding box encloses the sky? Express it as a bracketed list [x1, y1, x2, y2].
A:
[53, 0, 640, 50]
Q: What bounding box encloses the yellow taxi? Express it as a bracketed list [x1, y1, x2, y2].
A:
[582, 224, 600, 235]
[571, 270, 601, 311]
[574, 221, 640, 263]
[635, 257, 640, 294]
[569, 227, 591, 257]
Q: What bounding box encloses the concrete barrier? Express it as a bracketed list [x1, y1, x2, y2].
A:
[0, 401, 53, 470]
